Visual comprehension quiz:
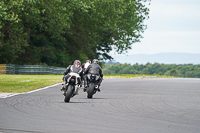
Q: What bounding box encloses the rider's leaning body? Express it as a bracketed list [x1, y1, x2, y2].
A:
[62, 60, 83, 86]
[84, 59, 103, 91]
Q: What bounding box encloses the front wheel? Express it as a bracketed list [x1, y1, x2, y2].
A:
[64, 85, 74, 102]
[87, 83, 95, 99]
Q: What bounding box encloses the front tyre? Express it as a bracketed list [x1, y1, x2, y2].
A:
[87, 83, 95, 99]
[64, 85, 74, 102]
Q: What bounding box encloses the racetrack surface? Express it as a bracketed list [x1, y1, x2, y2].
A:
[0, 78, 200, 133]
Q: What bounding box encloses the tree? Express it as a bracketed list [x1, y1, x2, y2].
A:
[169, 69, 177, 76]
[102, 63, 200, 78]
[67, 0, 151, 60]
[0, 0, 151, 66]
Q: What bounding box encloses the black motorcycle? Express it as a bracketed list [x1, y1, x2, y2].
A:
[85, 74, 101, 98]
[61, 72, 81, 102]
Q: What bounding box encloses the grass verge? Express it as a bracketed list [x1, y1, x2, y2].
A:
[0, 74, 63, 93]
[0, 74, 173, 93]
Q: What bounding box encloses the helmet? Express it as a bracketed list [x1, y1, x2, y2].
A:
[92, 59, 99, 64]
[73, 60, 81, 67]
[86, 60, 91, 64]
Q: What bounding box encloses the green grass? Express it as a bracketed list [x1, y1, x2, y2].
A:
[0, 74, 173, 93]
[0, 74, 63, 93]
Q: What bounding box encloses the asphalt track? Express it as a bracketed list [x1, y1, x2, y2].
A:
[0, 78, 200, 133]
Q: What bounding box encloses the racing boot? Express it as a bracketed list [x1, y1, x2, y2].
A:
[77, 78, 82, 88]
[95, 85, 100, 92]
[77, 84, 81, 88]
[83, 88, 87, 92]
[83, 80, 88, 92]
[96, 80, 102, 92]
[60, 84, 66, 91]
[61, 84, 67, 95]
[60, 86, 65, 95]
[83, 84, 87, 92]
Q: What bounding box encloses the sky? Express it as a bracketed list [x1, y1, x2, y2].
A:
[112, 0, 200, 56]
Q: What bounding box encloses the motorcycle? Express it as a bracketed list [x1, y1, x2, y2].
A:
[85, 74, 101, 98]
[61, 72, 81, 102]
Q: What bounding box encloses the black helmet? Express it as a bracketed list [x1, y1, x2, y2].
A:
[92, 59, 99, 64]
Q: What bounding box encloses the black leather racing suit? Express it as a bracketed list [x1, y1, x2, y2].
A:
[84, 63, 103, 87]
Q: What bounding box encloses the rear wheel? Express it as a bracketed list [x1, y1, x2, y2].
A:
[64, 85, 74, 102]
[87, 83, 95, 99]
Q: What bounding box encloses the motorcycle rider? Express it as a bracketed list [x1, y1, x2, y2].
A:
[61, 60, 83, 92]
[82, 60, 91, 87]
[84, 59, 103, 92]
[82, 60, 91, 72]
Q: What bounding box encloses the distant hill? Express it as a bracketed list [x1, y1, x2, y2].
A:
[111, 53, 200, 65]
[105, 60, 120, 65]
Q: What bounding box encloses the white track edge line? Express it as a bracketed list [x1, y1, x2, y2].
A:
[1, 83, 61, 98]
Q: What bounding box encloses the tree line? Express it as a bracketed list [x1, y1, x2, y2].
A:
[0, 0, 150, 67]
[103, 63, 200, 78]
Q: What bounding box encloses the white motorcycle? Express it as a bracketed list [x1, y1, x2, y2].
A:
[61, 72, 81, 102]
